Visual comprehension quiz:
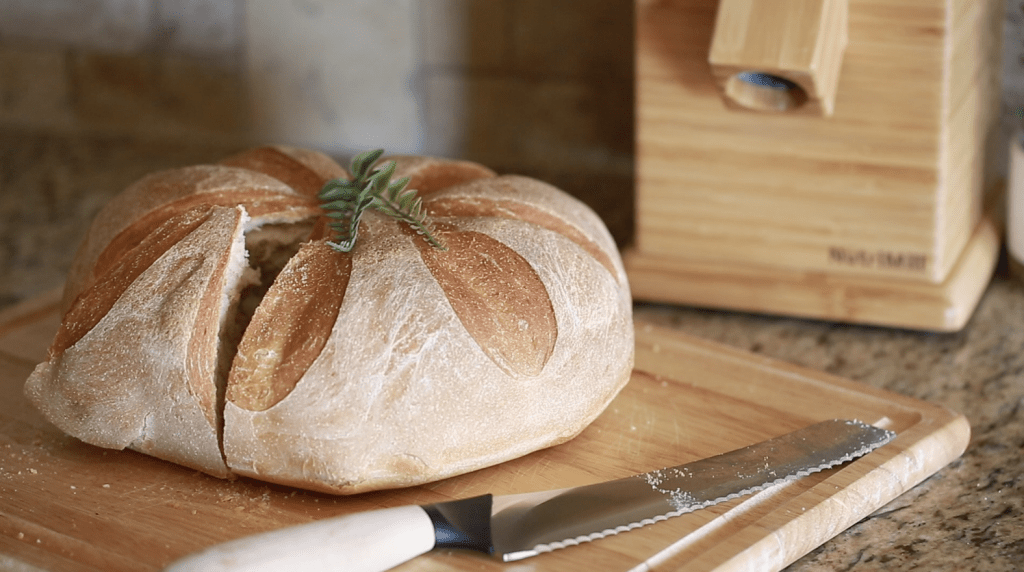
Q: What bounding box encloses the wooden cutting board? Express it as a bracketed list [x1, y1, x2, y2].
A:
[0, 290, 969, 572]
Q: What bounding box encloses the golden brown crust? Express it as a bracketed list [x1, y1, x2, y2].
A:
[414, 224, 557, 377]
[28, 148, 634, 494]
[26, 206, 250, 478]
[52, 205, 215, 356]
[61, 165, 318, 313]
[218, 146, 346, 198]
[426, 194, 618, 278]
[92, 193, 316, 285]
[388, 155, 497, 195]
[227, 240, 352, 411]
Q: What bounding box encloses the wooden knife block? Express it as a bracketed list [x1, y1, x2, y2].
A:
[628, 0, 1005, 331]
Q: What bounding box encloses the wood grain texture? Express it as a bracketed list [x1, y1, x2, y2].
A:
[623, 200, 1002, 331]
[0, 292, 968, 571]
[709, 0, 848, 115]
[632, 0, 1003, 329]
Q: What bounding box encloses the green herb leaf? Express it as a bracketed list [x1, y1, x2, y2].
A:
[348, 148, 385, 181]
[319, 149, 447, 252]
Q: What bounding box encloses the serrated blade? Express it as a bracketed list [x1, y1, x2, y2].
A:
[489, 419, 895, 562]
[162, 419, 897, 572]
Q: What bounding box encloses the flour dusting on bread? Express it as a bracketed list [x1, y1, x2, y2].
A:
[24, 146, 634, 494]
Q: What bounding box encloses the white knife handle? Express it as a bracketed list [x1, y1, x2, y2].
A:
[163, 504, 435, 572]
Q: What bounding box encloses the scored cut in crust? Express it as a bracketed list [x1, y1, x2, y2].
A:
[25, 146, 634, 494]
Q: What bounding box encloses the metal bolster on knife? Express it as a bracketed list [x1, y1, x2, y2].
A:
[162, 419, 896, 572]
[422, 494, 495, 555]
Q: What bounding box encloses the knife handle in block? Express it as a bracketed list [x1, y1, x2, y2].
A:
[163, 504, 435, 572]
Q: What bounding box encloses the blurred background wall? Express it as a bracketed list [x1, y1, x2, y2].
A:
[0, 0, 1021, 306]
[0, 0, 634, 306]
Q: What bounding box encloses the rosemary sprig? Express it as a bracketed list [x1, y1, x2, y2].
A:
[318, 149, 446, 252]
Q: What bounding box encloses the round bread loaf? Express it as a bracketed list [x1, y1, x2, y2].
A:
[24, 146, 634, 494]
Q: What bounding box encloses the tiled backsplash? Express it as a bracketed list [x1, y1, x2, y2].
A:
[5, 0, 1020, 175]
[0, 0, 239, 58]
[0, 0, 1022, 305]
[0, 0, 636, 306]
[245, 0, 424, 154]
[0, 0, 633, 171]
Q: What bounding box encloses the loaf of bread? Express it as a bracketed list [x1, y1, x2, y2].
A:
[24, 146, 634, 494]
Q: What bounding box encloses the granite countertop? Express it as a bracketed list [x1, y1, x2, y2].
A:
[1, 127, 1022, 570]
[635, 273, 1024, 571]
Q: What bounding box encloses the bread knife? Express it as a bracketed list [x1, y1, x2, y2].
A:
[164, 419, 894, 572]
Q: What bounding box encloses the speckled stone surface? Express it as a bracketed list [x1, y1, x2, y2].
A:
[635, 274, 1024, 570]
[1, 126, 1022, 570]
